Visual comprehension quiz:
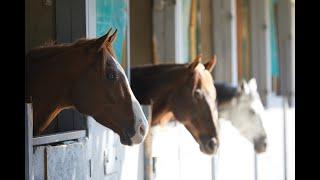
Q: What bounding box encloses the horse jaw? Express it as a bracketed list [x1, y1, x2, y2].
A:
[113, 58, 149, 145]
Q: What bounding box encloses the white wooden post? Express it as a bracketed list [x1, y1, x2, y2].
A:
[254, 153, 258, 180]
[25, 103, 33, 180]
[249, 0, 272, 107]
[85, 0, 96, 39]
[212, 0, 238, 86]
[283, 96, 288, 180]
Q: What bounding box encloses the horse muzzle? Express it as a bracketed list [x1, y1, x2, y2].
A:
[130, 118, 148, 145]
[254, 136, 267, 153]
[199, 137, 219, 155]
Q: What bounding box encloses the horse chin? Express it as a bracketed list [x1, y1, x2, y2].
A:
[254, 142, 267, 153]
[199, 144, 218, 155]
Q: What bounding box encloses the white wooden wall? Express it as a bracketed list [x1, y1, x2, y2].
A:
[32, 118, 122, 180]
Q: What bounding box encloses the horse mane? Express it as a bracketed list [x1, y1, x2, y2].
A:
[26, 37, 116, 62]
[36, 38, 87, 49]
[214, 82, 239, 105]
[131, 63, 192, 104]
[40, 39, 57, 47]
[132, 63, 187, 76]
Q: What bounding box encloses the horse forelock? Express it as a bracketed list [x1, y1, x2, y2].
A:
[193, 63, 215, 94]
[195, 63, 205, 71]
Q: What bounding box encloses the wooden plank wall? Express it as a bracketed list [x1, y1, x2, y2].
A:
[25, 0, 56, 53]
[189, 0, 198, 60]
[212, 0, 238, 85]
[237, 0, 244, 80]
[199, 0, 214, 63]
[130, 0, 153, 66]
[236, 0, 253, 81]
[276, 0, 294, 106]
[249, 0, 272, 106]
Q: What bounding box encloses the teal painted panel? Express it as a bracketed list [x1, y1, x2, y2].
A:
[270, 0, 279, 77]
[96, 0, 128, 63]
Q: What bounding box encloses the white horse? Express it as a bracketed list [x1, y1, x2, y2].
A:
[215, 78, 267, 153]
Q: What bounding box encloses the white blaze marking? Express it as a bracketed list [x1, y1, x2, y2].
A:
[112, 57, 149, 144]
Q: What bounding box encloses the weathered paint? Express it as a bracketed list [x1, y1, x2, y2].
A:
[33, 146, 45, 180]
[46, 140, 88, 180]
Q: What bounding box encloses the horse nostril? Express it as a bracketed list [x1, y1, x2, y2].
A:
[126, 129, 135, 138]
[139, 124, 145, 136]
[207, 138, 218, 150]
[207, 140, 214, 150]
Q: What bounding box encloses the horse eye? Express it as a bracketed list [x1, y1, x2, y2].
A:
[106, 72, 116, 80]
[249, 109, 256, 115]
[195, 90, 203, 99]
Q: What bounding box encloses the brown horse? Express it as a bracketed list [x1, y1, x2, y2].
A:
[131, 56, 219, 154]
[25, 28, 148, 146]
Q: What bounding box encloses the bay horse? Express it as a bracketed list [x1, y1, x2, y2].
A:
[215, 79, 267, 153]
[25, 28, 148, 146]
[131, 56, 219, 155]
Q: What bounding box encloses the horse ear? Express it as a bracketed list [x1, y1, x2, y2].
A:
[96, 28, 113, 51]
[248, 78, 257, 91]
[239, 80, 250, 94]
[189, 55, 202, 71]
[107, 29, 118, 44]
[204, 55, 217, 72]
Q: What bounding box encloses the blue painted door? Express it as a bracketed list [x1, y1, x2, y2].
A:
[96, 0, 128, 64]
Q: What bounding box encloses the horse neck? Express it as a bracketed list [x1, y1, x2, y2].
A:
[27, 45, 94, 98]
[26, 45, 93, 134]
[131, 64, 189, 105]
